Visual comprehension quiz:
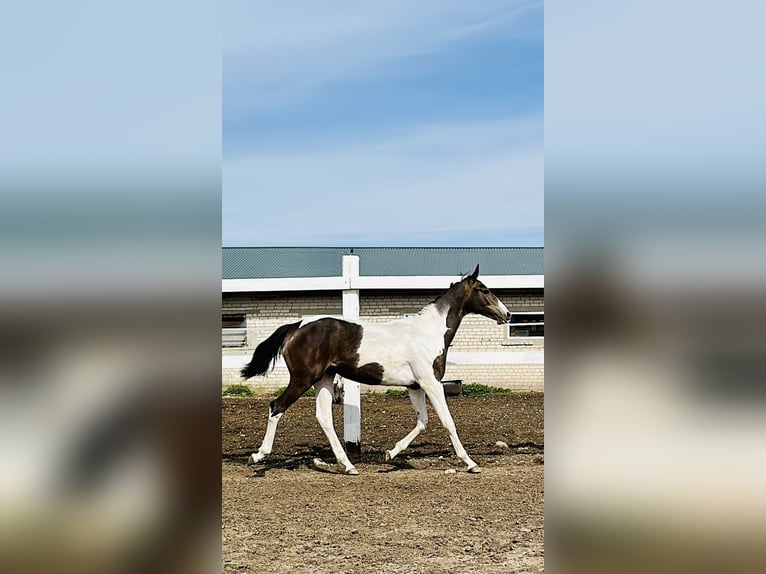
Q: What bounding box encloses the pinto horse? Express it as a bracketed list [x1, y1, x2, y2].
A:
[241, 264, 511, 474]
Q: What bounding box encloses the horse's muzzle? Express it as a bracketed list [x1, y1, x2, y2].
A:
[494, 309, 512, 324]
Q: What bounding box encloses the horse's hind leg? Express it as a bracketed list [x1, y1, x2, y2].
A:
[248, 374, 311, 465]
[314, 375, 357, 474]
[249, 409, 281, 465]
[385, 387, 428, 462]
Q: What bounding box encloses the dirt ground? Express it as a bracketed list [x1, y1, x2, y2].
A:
[222, 393, 544, 573]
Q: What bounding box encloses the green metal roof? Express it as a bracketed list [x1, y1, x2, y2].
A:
[223, 247, 543, 279]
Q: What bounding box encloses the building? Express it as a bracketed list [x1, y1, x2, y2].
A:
[222, 247, 544, 392]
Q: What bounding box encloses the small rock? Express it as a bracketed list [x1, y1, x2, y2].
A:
[495, 440, 509, 449]
[444, 469, 457, 474]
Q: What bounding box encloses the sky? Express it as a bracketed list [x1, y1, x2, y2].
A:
[223, 1, 543, 247]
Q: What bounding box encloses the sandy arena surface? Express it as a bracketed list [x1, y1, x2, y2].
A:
[222, 393, 544, 573]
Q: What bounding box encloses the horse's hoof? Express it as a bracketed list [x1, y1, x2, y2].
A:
[384, 450, 392, 462]
[246, 454, 257, 466]
[345, 467, 359, 476]
[467, 465, 482, 474]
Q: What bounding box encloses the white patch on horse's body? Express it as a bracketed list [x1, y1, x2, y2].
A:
[356, 304, 448, 386]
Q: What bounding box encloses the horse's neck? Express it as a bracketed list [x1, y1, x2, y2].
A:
[442, 303, 466, 349]
[419, 291, 467, 345]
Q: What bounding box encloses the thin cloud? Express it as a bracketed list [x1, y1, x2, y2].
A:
[223, 1, 543, 246]
[223, 116, 542, 245]
[224, 0, 542, 114]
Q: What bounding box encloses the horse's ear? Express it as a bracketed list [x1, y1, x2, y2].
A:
[471, 264, 480, 279]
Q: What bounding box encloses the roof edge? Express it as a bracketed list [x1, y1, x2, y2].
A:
[223, 274, 544, 293]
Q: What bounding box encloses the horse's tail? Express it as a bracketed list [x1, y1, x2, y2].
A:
[241, 320, 302, 379]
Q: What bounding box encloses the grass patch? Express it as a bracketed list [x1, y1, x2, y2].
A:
[461, 383, 510, 396]
[386, 385, 511, 397]
[222, 384, 253, 397]
[273, 386, 315, 397]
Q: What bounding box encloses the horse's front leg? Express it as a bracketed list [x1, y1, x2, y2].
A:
[420, 377, 481, 473]
[385, 387, 428, 461]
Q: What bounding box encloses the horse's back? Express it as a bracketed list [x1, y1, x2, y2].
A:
[287, 314, 445, 386]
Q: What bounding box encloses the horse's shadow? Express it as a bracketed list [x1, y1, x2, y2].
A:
[226, 445, 417, 477]
[375, 460, 414, 473]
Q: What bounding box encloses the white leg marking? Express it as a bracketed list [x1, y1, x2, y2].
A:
[315, 376, 357, 474]
[421, 378, 479, 472]
[251, 410, 283, 464]
[386, 388, 428, 461]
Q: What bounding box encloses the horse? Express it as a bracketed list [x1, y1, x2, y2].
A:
[241, 264, 511, 474]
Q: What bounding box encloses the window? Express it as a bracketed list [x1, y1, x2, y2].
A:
[507, 312, 544, 338]
[222, 314, 247, 347]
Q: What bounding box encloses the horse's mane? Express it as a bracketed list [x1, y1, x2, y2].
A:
[426, 273, 468, 307]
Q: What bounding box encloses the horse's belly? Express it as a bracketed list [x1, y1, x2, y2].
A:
[379, 362, 416, 386]
[356, 322, 443, 386]
[357, 340, 414, 385]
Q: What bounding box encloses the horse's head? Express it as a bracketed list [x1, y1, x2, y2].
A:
[461, 264, 511, 324]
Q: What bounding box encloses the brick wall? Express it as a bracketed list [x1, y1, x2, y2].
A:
[222, 288, 544, 393]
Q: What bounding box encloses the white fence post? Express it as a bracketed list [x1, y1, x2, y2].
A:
[341, 253, 361, 454]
